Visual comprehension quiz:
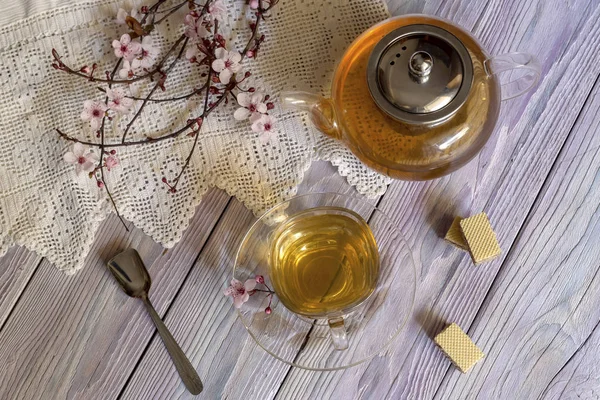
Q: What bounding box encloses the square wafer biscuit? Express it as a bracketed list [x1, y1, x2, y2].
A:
[444, 216, 469, 250]
[459, 213, 501, 264]
[434, 323, 484, 373]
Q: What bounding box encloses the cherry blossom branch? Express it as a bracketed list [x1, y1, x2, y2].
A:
[98, 62, 129, 230]
[224, 275, 274, 313]
[52, 33, 187, 84]
[57, 1, 266, 149]
[121, 37, 189, 142]
[162, 21, 217, 192]
[98, 84, 208, 103]
[58, 0, 279, 220]
[127, 84, 207, 102]
[56, 86, 228, 147]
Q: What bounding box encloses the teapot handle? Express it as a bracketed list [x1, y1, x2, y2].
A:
[281, 91, 341, 139]
[484, 52, 541, 101]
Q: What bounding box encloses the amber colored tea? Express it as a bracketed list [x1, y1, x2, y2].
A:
[331, 15, 500, 180]
[269, 207, 379, 317]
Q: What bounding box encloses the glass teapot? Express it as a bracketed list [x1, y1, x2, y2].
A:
[282, 15, 541, 180]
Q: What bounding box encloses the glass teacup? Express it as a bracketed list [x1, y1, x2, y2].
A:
[233, 193, 416, 371]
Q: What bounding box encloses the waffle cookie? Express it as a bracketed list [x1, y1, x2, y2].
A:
[444, 216, 469, 250]
[434, 323, 484, 373]
[459, 213, 501, 264]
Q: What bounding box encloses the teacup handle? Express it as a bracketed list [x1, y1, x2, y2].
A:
[328, 317, 349, 350]
[484, 52, 541, 100]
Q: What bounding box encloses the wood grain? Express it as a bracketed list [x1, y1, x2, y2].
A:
[0, 247, 40, 329]
[274, 0, 600, 399]
[0, 188, 229, 400]
[435, 77, 600, 399]
[542, 321, 600, 400]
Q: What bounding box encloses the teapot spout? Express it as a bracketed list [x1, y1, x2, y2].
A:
[281, 91, 341, 139]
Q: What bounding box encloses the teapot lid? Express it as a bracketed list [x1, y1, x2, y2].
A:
[367, 24, 473, 125]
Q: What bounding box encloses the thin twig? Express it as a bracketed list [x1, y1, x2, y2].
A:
[140, 0, 168, 25]
[126, 84, 207, 102]
[99, 61, 129, 230]
[154, 1, 189, 24]
[120, 37, 189, 142]
[168, 21, 218, 189]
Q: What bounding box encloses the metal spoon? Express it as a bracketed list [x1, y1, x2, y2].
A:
[107, 248, 203, 395]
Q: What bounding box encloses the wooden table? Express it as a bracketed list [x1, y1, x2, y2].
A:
[2, 0, 600, 398]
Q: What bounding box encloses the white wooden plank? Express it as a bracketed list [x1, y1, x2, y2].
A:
[542, 321, 600, 400]
[0, 188, 230, 400]
[0, 247, 40, 328]
[119, 162, 377, 399]
[274, 0, 600, 399]
[434, 75, 600, 399]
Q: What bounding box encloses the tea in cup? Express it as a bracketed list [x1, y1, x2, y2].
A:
[269, 206, 379, 349]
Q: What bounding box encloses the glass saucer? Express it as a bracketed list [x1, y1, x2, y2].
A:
[233, 192, 416, 371]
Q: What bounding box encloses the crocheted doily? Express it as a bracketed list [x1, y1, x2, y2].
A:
[0, 0, 391, 274]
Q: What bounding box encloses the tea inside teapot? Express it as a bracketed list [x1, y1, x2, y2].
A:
[283, 15, 540, 180]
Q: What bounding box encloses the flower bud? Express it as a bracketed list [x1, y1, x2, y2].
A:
[255, 275, 265, 284]
[246, 50, 255, 58]
[264, 95, 270, 101]
[265, 306, 272, 315]
[161, 177, 167, 183]
[248, 87, 255, 92]
[97, 180, 104, 188]
[245, 71, 252, 78]
[110, 149, 116, 155]
[141, 5, 148, 13]
[266, 102, 274, 110]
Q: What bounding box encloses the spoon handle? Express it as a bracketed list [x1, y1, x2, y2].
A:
[142, 297, 203, 395]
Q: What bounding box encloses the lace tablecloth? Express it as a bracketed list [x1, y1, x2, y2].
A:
[0, 0, 391, 274]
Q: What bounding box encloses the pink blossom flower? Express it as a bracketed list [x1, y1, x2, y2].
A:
[223, 278, 257, 308]
[116, 8, 139, 25]
[80, 100, 108, 130]
[119, 60, 134, 79]
[106, 87, 134, 114]
[63, 143, 99, 175]
[211, 48, 242, 84]
[208, 0, 227, 22]
[252, 114, 277, 144]
[184, 13, 209, 42]
[234, 92, 267, 121]
[112, 34, 142, 61]
[185, 46, 199, 61]
[249, 0, 259, 9]
[132, 36, 158, 70]
[105, 155, 119, 171]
